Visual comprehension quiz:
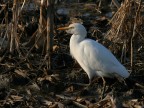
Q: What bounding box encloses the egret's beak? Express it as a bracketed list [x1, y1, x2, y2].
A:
[57, 26, 73, 30]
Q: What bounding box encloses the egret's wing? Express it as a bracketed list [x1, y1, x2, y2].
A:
[78, 39, 129, 78]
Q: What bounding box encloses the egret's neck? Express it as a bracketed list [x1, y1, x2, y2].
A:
[70, 34, 86, 57]
[70, 34, 86, 45]
[69, 34, 83, 57]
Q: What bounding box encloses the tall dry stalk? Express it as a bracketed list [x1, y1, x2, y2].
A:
[38, 0, 54, 69]
[130, 0, 142, 70]
[39, 0, 46, 35]
[10, 0, 19, 53]
[46, 0, 54, 69]
[106, 0, 143, 72]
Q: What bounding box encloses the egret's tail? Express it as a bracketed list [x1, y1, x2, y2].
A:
[114, 65, 130, 78]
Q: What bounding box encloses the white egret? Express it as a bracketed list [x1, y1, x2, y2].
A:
[58, 23, 130, 84]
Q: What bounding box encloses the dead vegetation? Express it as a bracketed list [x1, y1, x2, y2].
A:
[0, 0, 144, 107]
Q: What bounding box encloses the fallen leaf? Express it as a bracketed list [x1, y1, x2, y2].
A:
[15, 69, 27, 78]
[10, 95, 23, 102]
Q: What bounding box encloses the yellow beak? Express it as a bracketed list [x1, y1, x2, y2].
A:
[57, 26, 73, 30]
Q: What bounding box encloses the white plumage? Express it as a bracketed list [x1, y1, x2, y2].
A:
[58, 23, 130, 83]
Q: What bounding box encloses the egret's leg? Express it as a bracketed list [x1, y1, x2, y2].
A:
[101, 77, 106, 99]
[89, 79, 92, 85]
[82, 79, 91, 91]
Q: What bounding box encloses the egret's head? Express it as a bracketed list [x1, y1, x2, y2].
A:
[58, 23, 87, 37]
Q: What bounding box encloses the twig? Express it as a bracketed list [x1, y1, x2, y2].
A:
[0, 4, 6, 14]
[135, 83, 144, 89]
[20, 0, 26, 11]
[55, 94, 76, 100]
[121, 40, 127, 63]
[66, 82, 89, 87]
[115, 13, 125, 38]
[112, 0, 120, 9]
[73, 101, 88, 108]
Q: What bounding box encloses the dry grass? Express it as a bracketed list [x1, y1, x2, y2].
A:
[106, 0, 144, 65]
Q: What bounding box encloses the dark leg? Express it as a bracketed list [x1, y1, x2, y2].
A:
[101, 77, 106, 99]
